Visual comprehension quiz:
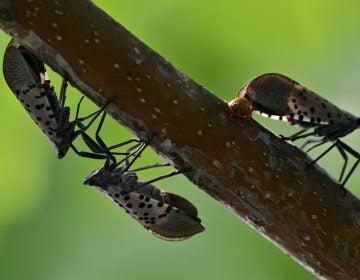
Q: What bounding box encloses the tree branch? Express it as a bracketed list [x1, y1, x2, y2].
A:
[1, 1, 360, 279]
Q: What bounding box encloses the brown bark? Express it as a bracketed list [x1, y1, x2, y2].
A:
[1, 1, 360, 279]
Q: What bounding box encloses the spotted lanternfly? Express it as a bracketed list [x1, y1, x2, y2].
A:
[3, 40, 114, 160]
[83, 119, 204, 240]
[84, 146, 205, 241]
[232, 73, 360, 186]
[88, 180, 204, 241]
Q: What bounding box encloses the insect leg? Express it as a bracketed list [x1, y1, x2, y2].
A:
[304, 139, 327, 152]
[75, 99, 109, 131]
[92, 112, 142, 159]
[130, 163, 171, 172]
[130, 168, 191, 193]
[308, 141, 338, 167]
[336, 140, 360, 187]
[341, 159, 360, 187]
[114, 142, 146, 168]
[122, 141, 150, 171]
[70, 143, 109, 159]
[280, 130, 318, 142]
[283, 128, 309, 141]
[107, 139, 142, 151]
[58, 77, 68, 126]
[77, 111, 140, 162]
[336, 144, 348, 183]
[69, 131, 135, 161]
[59, 76, 68, 111]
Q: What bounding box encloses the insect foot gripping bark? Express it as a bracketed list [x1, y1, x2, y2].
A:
[229, 73, 360, 187]
[82, 116, 204, 240]
[2, 40, 117, 160]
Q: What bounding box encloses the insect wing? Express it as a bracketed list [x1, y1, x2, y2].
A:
[105, 185, 204, 241]
[238, 73, 356, 127]
[288, 81, 355, 126]
[162, 192, 199, 217]
[3, 42, 62, 149]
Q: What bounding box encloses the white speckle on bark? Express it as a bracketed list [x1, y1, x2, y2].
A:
[54, 9, 64, 16]
[130, 46, 144, 65]
[213, 160, 223, 169]
[160, 128, 167, 135]
[303, 235, 311, 241]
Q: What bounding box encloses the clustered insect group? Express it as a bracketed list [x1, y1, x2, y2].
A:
[4, 40, 358, 240]
[228, 73, 360, 188]
[3, 40, 204, 241]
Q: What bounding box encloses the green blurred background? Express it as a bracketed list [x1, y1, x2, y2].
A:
[1, 1, 360, 279]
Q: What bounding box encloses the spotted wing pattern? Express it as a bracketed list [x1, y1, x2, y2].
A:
[98, 183, 204, 241]
[3, 41, 62, 149]
[238, 73, 357, 128]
